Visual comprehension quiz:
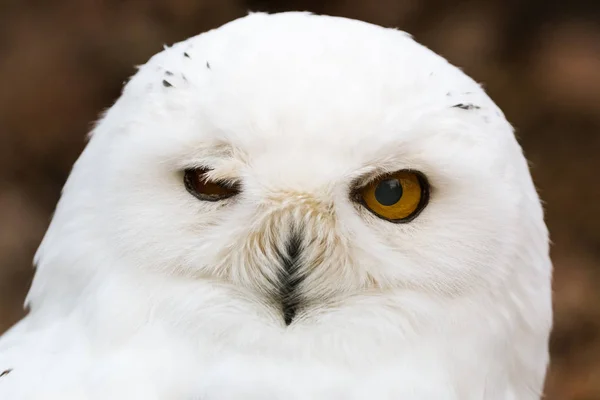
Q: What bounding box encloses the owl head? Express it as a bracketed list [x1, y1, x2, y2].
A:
[27, 12, 551, 380]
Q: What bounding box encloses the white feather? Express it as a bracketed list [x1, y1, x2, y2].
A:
[0, 11, 552, 399]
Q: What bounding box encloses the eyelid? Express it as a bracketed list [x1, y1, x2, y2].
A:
[183, 168, 241, 202]
[182, 165, 242, 186]
[348, 169, 388, 191]
[356, 172, 390, 189]
[350, 168, 424, 192]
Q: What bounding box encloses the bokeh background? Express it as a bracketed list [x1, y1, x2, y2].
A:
[1, 0, 599, 398]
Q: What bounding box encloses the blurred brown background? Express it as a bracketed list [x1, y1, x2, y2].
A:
[0, 0, 599, 398]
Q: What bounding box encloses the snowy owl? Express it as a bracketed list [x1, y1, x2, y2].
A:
[0, 11, 552, 400]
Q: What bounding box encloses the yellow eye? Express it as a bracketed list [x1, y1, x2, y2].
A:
[184, 168, 240, 201]
[358, 171, 428, 222]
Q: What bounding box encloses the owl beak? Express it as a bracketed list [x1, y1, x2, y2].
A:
[279, 232, 303, 326]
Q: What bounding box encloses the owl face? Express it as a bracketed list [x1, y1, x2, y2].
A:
[35, 13, 550, 328]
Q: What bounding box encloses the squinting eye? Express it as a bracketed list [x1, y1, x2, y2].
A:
[358, 170, 429, 222]
[184, 168, 240, 201]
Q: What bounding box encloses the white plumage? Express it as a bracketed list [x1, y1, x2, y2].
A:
[0, 12, 552, 399]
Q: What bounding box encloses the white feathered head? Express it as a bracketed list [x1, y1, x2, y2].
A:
[24, 11, 551, 395]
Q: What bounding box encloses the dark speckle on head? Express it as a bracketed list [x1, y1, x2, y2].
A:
[165, 71, 174, 76]
[184, 52, 190, 58]
[206, 61, 211, 69]
[452, 103, 480, 110]
[0, 369, 12, 378]
[162, 80, 173, 88]
[446, 92, 452, 96]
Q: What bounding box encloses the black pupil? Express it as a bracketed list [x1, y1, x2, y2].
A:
[374, 178, 403, 206]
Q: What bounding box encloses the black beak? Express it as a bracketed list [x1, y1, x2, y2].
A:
[280, 233, 303, 325]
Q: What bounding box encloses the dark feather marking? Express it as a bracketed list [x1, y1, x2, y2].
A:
[165, 71, 174, 76]
[0, 369, 12, 378]
[452, 103, 480, 110]
[206, 61, 211, 69]
[184, 52, 190, 58]
[162, 80, 173, 88]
